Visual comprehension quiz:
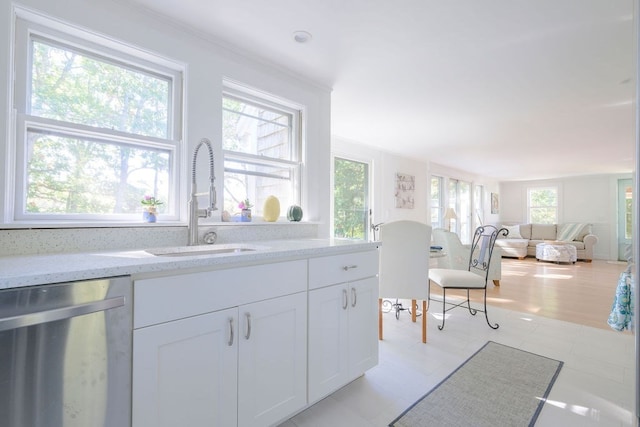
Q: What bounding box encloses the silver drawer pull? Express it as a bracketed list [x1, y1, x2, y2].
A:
[244, 312, 251, 340]
[227, 317, 234, 346]
[342, 265, 358, 271]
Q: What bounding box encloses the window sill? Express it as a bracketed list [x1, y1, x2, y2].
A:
[0, 220, 318, 230]
[0, 221, 187, 230]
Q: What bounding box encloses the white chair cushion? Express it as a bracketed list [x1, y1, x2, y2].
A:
[429, 268, 486, 289]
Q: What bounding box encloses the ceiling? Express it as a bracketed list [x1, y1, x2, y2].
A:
[125, 0, 636, 181]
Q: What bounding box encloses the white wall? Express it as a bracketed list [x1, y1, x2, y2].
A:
[332, 137, 429, 228]
[429, 163, 500, 228]
[499, 174, 631, 260]
[0, 0, 332, 249]
[332, 137, 500, 232]
[333, 134, 625, 261]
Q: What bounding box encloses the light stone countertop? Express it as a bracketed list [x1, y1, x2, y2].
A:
[0, 239, 380, 289]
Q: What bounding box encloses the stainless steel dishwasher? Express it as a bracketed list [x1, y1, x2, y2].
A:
[0, 276, 132, 427]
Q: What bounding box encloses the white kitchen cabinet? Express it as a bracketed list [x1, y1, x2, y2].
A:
[132, 260, 307, 427]
[238, 292, 307, 427]
[132, 308, 238, 427]
[346, 277, 379, 376]
[308, 250, 379, 403]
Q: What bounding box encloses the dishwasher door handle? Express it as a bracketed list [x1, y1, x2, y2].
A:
[0, 296, 125, 332]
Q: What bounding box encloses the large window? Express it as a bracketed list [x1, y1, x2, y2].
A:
[333, 157, 369, 240]
[12, 14, 182, 222]
[222, 84, 301, 219]
[430, 176, 443, 230]
[473, 184, 484, 229]
[449, 179, 471, 243]
[528, 187, 558, 224]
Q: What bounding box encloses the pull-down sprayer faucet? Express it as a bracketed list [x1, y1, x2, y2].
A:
[188, 138, 217, 245]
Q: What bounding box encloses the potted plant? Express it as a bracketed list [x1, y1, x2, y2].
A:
[141, 195, 163, 223]
[238, 198, 252, 222]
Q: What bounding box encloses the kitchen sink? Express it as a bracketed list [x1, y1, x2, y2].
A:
[146, 244, 268, 257]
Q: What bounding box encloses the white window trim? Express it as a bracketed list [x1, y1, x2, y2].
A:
[221, 80, 303, 216]
[7, 7, 186, 225]
[331, 153, 372, 241]
[430, 175, 444, 229]
[526, 185, 560, 224]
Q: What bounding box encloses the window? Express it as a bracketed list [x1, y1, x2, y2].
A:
[333, 157, 369, 240]
[473, 184, 484, 229]
[12, 14, 182, 222]
[430, 176, 443, 230]
[222, 84, 301, 219]
[528, 187, 558, 223]
[449, 179, 471, 243]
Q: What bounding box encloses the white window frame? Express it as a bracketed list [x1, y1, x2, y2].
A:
[430, 175, 444, 230]
[8, 8, 184, 224]
[527, 186, 559, 224]
[448, 178, 471, 243]
[222, 80, 302, 218]
[473, 184, 484, 229]
[332, 155, 371, 241]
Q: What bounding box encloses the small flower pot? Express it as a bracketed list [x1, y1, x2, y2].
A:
[143, 208, 157, 223]
[240, 209, 252, 222]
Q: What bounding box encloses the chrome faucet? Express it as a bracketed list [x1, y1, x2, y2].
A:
[188, 138, 217, 245]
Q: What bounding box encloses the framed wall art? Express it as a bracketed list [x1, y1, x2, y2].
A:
[491, 192, 499, 214]
[395, 173, 415, 209]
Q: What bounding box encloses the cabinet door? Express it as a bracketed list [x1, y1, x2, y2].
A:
[348, 277, 379, 379]
[133, 308, 238, 427]
[308, 284, 349, 403]
[237, 292, 307, 427]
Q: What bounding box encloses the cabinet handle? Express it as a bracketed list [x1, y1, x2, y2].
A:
[227, 317, 234, 346]
[342, 289, 348, 310]
[342, 265, 358, 271]
[351, 287, 357, 308]
[244, 312, 251, 340]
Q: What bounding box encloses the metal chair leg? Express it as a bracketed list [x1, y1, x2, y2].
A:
[466, 289, 477, 315]
[483, 288, 499, 329]
[438, 288, 446, 330]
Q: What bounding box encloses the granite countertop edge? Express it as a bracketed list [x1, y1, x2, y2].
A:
[0, 239, 380, 289]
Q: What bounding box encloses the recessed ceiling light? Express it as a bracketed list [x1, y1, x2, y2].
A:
[293, 31, 312, 44]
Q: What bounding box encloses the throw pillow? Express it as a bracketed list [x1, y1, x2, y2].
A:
[557, 223, 589, 242]
[503, 224, 522, 239]
[576, 224, 592, 241]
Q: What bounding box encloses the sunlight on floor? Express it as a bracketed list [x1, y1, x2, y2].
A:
[542, 398, 599, 417]
[503, 270, 529, 277]
[487, 296, 515, 304]
[533, 273, 574, 279]
[543, 398, 568, 409]
[429, 312, 451, 321]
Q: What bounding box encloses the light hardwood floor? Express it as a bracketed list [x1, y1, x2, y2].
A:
[433, 256, 630, 331]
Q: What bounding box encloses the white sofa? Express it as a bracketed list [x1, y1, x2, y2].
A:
[432, 228, 502, 286]
[495, 223, 598, 262]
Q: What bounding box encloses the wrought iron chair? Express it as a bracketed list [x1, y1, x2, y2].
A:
[379, 220, 431, 343]
[428, 225, 508, 330]
[432, 228, 503, 286]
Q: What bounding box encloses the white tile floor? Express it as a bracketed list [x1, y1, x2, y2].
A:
[279, 299, 636, 426]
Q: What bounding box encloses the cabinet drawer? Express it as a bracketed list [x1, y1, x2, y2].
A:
[308, 250, 379, 290]
[134, 260, 307, 328]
